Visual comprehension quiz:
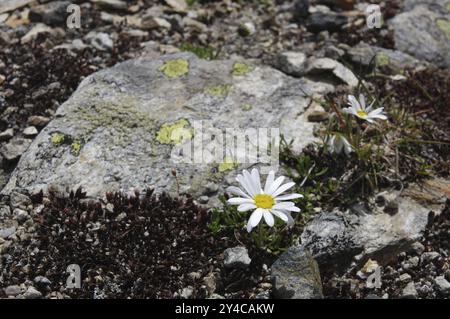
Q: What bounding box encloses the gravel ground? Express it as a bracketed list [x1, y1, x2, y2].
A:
[0, 189, 279, 299]
[0, 0, 449, 299]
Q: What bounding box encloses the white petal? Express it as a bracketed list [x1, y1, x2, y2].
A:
[236, 174, 256, 197]
[273, 201, 295, 208]
[243, 170, 259, 196]
[327, 135, 336, 153]
[227, 197, 254, 205]
[369, 107, 385, 115]
[237, 203, 257, 212]
[348, 95, 360, 111]
[264, 170, 275, 193]
[247, 208, 263, 232]
[344, 145, 352, 156]
[275, 193, 303, 201]
[369, 113, 388, 120]
[335, 136, 344, 153]
[251, 168, 262, 193]
[263, 210, 275, 227]
[359, 94, 366, 110]
[284, 206, 301, 212]
[271, 209, 289, 222]
[283, 211, 295, 226]
[272, 182, 296, 197]
[343, 139, 353, 156]
[273, 202, 300, 212]
[226, 186, 250, 199]
[266, 176, 285, 195]
[342, 107, 355, 115]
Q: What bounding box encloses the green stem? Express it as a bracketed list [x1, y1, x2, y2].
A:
[258, 224, 264, 249]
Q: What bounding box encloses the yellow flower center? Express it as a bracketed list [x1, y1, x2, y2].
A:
[357, 110, 368, 117]
[253, 194, 275, 209]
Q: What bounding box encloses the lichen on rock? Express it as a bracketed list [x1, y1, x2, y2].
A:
[50, 132, 66, 145]
[376, 52, 390, 66]
[206, 84, 232, 97]
[436, 19, 450, 39]
[218, 157, 239, 172]
[241, 104, 252, 111]
[70, 140, 82, 155]
[159, 58, 189, 78]
[232, 62, 254, 76]
[156, 118, 193, 145]
[69, 94, 156, 146]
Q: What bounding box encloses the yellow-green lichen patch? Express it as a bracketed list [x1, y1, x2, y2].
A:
[241, 104, 252, 111]
[50, 132, 66, 145]
[69, 93, 157, 147]
[437, 19, 450, 39]
[71, 140, 82, 155]
[156, 119, 193, 145]
[206, 84, 232, 97]
[447, 2, 450, 11]
[50, 132, 83, 156]
[232, 62, 254, 76]
[159, 59, 189, 78]
[376, 52, 390, 66]
[218, 157, 239, 172]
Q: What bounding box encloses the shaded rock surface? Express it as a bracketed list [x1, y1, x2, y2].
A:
[1, 52, 334, 200]
[347, 42, 427, 73]
[306, 11, 348, 33]
[390, 0, 450, 68]
[271, 246, 323, 299]
[29, 1, 71, 26]
[300, 195, 432, 272]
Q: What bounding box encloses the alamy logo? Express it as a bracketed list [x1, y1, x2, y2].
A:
[67, 4, 81, 29]
[66, 264, 81, 289]
[169, 120, 280, 174]
[365, 5, 383, 29]
[366, 266, 382, 289]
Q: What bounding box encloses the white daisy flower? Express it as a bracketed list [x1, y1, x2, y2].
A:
[327, 134, 353, 156]
[226, 169, 303, 232]
[343, 94, 388, 123]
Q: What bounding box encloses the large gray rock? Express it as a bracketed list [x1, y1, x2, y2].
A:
[300, 195, 431, 271]
[347, 42, 427, 73]
[1, 53, 333, 200]
[271, 246, 323, 299]
[390, 1, 450, 68]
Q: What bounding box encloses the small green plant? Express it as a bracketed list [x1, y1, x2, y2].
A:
[180, 43, 215, 60]
[209, 195, 246, 234]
